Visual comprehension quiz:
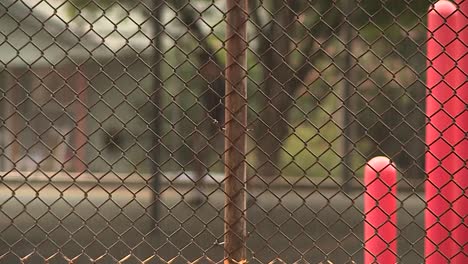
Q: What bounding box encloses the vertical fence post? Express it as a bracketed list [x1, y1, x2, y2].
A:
[150, 0, 164, 224]
[364, 156, 397, 264]
[425, 1, 462, 262]
[453, 1, 468, 262]
[340, 0, 356, 193]
[224, 0, 248, 263]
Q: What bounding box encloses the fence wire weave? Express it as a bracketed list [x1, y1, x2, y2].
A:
[0, 0, 466, 263]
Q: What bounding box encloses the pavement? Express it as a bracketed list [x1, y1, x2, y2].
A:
[0, 173, 427, 263]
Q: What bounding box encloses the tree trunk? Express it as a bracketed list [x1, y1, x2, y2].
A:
[174, 0, 225, 124]
[255, 1, 295, 179]
[175, 2, 225, 203]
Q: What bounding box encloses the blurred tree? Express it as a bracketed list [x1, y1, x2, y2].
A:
[248, 0, 430, 179]
[170, 0, 226, 203]
[249, 1, 344, 178]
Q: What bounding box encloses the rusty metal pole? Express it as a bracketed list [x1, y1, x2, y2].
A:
[224, 0, 248, 263]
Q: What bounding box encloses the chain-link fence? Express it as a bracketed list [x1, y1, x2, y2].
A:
[0, 0, 466, 263]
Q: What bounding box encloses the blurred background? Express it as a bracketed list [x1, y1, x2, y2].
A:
[0, 0, 429, 179]
[0, 0, 445, 263]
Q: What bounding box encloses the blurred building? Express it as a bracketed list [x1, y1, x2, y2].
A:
[0, 0, 155, 173]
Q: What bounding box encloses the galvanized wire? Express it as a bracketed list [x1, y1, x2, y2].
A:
[0, 0, 465, 263]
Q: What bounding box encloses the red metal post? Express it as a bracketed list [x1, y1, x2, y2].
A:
[453, 1, 468, 263]
[364, 156, 397, 264]
[425, 1, 463, 263]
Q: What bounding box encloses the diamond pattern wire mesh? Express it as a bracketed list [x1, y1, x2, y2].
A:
[0, 0, 466, 263]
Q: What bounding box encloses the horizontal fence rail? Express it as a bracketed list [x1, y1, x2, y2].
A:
[0, 0, 466, 263]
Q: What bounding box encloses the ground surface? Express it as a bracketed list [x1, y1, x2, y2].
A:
[0, 180, 426, 263]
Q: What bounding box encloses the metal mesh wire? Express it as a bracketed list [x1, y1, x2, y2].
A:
[0, 0, 466, 263]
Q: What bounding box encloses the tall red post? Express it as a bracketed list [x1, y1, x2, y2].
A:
[453, 1, 468, 263]
[425, 1, 463, 263]
[364, 156, 397, 264]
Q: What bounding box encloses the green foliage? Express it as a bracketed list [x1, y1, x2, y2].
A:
[280, 124, 341, 178]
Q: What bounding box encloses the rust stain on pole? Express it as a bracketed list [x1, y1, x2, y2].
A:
[224, 0, 248, 263]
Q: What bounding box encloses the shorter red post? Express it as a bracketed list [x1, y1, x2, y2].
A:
[364, 156, 397, 264]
